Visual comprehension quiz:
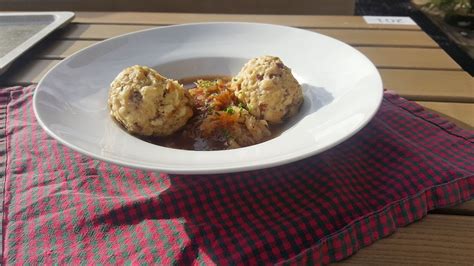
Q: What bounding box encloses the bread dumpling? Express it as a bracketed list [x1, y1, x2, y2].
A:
[108, 65, 193, 136]
[231, 56, 303, 124]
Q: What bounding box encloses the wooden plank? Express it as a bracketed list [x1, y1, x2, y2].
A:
[54, 24, 150, 40]
[417, 101, 474, 129]
[72, 12, 421, 30]
[30, 39, 461, 71]
[381, 69, 474, 102]
[1, 58, 472, 106]
[315, 29, 438, 48]
[52, 24, 437, 47]
[357, 47, 461, 70]
[451, 201, 474, 214]
[337, 214, 474, 265]
[25, 36, 471, 101]
[34, 40, 97, 59]
[431, 200, 474, 216]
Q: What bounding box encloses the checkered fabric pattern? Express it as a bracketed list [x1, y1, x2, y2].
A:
[1, 86, 473, 265]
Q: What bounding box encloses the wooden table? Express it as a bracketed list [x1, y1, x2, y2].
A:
[1, 12, 473, 264]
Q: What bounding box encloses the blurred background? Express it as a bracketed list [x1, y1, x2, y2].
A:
[0, 0, 355, 14]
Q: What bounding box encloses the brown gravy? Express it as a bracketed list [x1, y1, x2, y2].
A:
[139, 76, 286, 151]
[141, 122, 286, 151]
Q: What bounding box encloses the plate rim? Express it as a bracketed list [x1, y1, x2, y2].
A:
[33, 21, 384, 174]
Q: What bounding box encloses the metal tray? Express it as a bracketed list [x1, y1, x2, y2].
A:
[0, 12, 74, 76]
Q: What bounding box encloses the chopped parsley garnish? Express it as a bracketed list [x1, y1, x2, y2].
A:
[224, 106, 235, 114]
[195, 79, 217, 88]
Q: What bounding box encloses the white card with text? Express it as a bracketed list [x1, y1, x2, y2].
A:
[363, 16, 416, 25]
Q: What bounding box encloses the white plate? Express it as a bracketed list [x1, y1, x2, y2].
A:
[34, 22, 383, 174]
